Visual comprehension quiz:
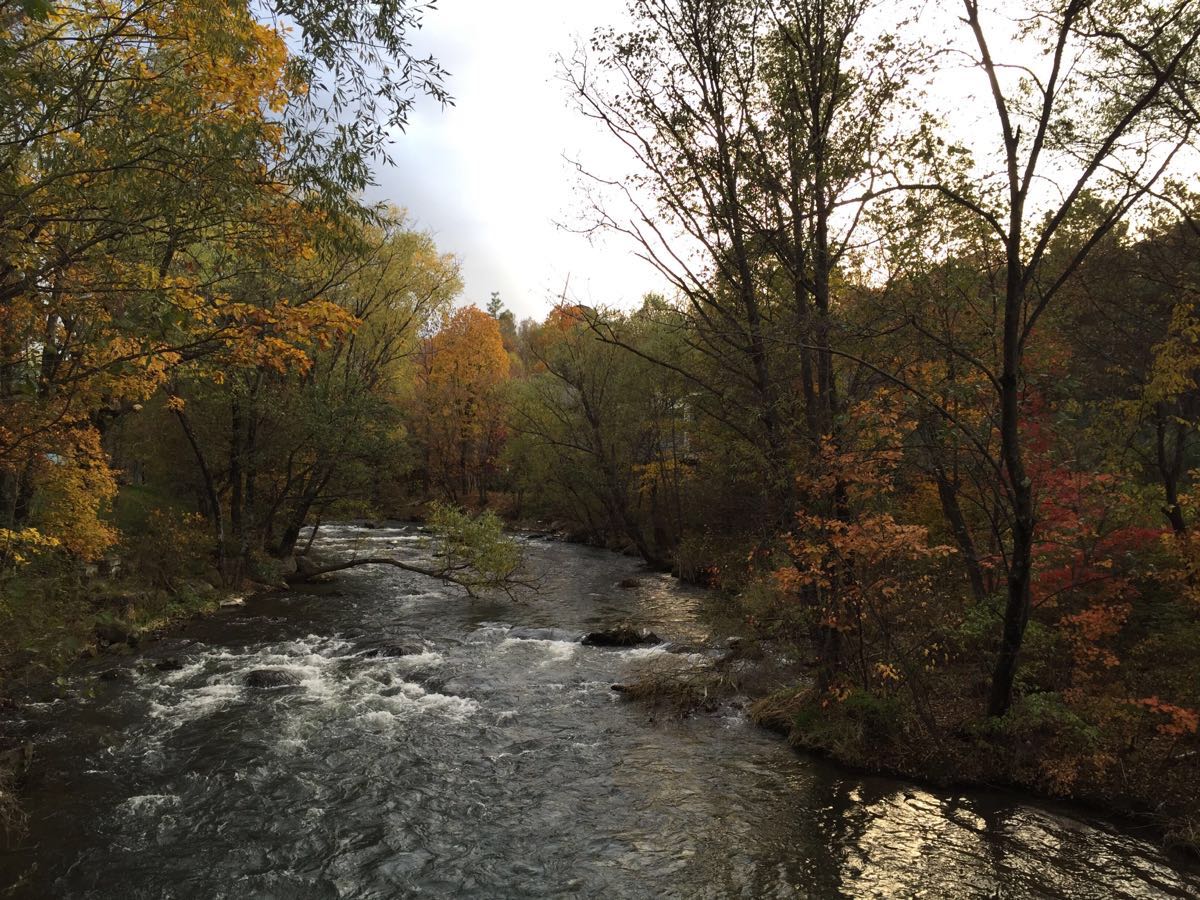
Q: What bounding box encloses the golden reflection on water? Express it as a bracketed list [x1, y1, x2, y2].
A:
[838, 786, 1196, 899]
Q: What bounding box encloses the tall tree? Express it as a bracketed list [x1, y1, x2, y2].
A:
[414, 306, 511, 505]
[887, 0, 1200, 715]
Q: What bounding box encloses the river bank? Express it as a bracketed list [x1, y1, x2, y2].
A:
[616, 625, 1200, 860]
[495, 516, 1200, 857]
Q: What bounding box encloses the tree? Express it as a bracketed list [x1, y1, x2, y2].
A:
[0, 0, 455, 577]
[1064, 215, 1200, 536]
[267, 0, 450, 195]
[113, 214, 460, 581]
[240, 217, 460, 561]
[508, 303, 685, 565]
[413, 306, 511, 504]
[900, 0, 1200, 716]
[0, 0, 315, 556]
[569, 0, 917, 678]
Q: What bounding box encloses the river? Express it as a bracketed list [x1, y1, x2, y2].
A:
[1, 524, 1198, 898]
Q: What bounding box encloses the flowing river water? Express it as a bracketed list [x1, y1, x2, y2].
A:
[1, 524, 1198, 898]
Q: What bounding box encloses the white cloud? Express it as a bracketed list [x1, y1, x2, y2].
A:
[366, 0, 667, 321]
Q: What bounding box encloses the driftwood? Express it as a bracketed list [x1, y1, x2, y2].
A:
[287, 554, 536, 598]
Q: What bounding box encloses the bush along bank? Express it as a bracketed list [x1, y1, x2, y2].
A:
[0, 525, 290, 702]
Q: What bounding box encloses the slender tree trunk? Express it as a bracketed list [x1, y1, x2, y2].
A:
[1156, 409, 1188, 535]
[245, 375, 261, 547]
[229, 396, 246, 577]
[933, 465, 988, 601]
[0, 471, 15, 529]
[300, 513, 322, 556]
[274, 467, 335, 559]
[173, 404, 227, 582]
[9, 462, 34, 529]
[7, 307, 62, 529]
[988, 250, 1034, 718]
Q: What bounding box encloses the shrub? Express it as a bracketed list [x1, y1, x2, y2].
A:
[120, 507, 214, 590]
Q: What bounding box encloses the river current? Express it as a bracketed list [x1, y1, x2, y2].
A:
[1, 524, 1198, 898]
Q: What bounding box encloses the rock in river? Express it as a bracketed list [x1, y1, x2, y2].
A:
[244, 668, 301, 689]
[358, 641, 423, 659]
[581, 626, 662, 648]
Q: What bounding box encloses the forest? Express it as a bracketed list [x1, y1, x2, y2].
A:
[2, 0, 1200, 862]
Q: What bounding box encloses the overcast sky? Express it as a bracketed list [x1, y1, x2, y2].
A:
[364, 2, 1186, 323]
[363, 1, 993, 324]
[365, 0, 661, 321]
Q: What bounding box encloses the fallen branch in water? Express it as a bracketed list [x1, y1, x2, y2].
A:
[287, 505, 538, 599]
[287, 554, 537, 598]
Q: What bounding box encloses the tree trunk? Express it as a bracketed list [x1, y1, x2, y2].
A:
[988, 246, 1033, 718]
[988, 486, 1033, 718]
[933, 465, 988, 601]
[1156, 409, 1188, 535]
[173, 404, 227, 583]
[229, 396, 247, 578]
[274, 468, 335, 559]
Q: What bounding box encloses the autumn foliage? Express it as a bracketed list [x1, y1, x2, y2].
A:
[0, 0, 457, 675]
[1, 0, 1199, 853]
[0, 0, 358, 568]
[414, 306, 510, 504]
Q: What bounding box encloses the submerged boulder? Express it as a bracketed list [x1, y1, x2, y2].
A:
[358, 641, 423, 659]
[581, 626, 662, 648]
[244, 668, 301, 688]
